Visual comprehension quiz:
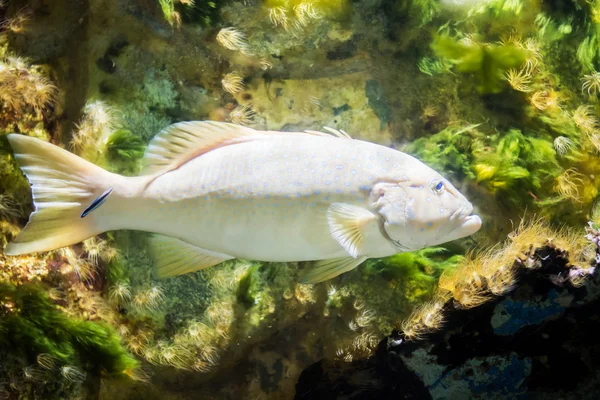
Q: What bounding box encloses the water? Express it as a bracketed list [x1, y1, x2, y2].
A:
[1, 0, 600, 399]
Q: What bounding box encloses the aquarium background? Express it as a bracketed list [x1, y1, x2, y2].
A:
[1, 0, 600, 398]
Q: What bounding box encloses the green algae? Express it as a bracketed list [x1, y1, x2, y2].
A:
[431, 35, 527, 94]
[0, 281, 138, 376]
[104, 128, 146, 174]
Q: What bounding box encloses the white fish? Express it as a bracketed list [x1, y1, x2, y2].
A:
[5, 121, 482, 283]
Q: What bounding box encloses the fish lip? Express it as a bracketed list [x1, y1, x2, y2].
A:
[454, 214, 482, 236]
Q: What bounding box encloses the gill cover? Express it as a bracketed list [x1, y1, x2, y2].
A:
[370, 182, 420, 251]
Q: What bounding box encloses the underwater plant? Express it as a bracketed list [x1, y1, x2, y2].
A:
[406, 124, 479, 182]
[431, 35, 528, 94]
[363, 247, 463, 284]
[104, 129, 147, 173]
[158, 0, 223, 27]
[471, 129, 561, 203]
[158, 0, 181, 27]
[0, 281, 139, 379]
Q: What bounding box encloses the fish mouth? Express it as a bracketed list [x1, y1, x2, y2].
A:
[446, 213, 482, 241]
[459, 214, 482, 234]
[436, 203, 482, 242]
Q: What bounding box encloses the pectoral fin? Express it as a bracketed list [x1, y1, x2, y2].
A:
[149, 234, 234, 278]
[299, 257, 368, 284]
[327, 203, 377, 258]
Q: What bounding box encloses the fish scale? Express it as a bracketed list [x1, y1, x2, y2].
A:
[138, 135, 405, 261]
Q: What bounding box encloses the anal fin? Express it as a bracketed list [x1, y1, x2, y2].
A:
[299, 257, 367, 284]
[149, 234, 234, 278]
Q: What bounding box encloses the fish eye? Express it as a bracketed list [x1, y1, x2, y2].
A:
[432, 180, 444, 194]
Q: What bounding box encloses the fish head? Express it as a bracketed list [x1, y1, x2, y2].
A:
[372, 172, 482, 251]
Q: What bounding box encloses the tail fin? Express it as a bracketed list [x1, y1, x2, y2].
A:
[4, 134, 116, 255]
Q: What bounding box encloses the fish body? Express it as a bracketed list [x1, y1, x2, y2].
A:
[5, 122, 482, 283]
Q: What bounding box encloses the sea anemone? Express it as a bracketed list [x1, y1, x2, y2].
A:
[229, 104, 256, 125]
[504, 64, 534, 92]
[581, 71, 600, 96]
[553, 136, 573, 156]
[216, 27, 252, 56]
[221, 72, 245, 94]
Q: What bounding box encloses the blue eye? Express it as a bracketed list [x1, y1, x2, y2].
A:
[434, 181, 444, 193]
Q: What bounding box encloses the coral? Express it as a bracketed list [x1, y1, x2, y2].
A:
[36, 353, 55, 370]
[132, 286, 165, 313]
[71, 100, 118, 162]
[418, 57, 452, 77]
[0, 6, 32, 33]
[400, 299, 446, 341]
[573, 105, 598, 135]
[60, 366, 86, 383]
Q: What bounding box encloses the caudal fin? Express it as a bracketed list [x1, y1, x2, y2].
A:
[5, 134, 116, 255]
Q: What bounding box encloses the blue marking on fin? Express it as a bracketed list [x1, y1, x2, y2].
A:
[81, 187, 114, 218]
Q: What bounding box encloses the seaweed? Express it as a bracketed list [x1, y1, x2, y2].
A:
[431, 35, 527, 94]
[236, 264, 261, 307]
[472, 129, 561, 202]
[364, 247, 463, 284]
[0, 281, 139, 377]
[104, 128, 146, 174]
[406, 124, 480, 182]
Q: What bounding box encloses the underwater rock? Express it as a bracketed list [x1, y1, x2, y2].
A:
[491, 290, 569, 336]
[326, 37, 359, 61]
[365, 79, 393, 130]
[295, 243, 600, 399]
[235, 72, 392, 144]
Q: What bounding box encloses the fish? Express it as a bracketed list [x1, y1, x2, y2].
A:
[4, 121, 482, 283]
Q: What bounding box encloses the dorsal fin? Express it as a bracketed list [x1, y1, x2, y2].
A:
[141, 121, 352, 179]
[305, 126, 353, 139]
[140, 121, 262, 176]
